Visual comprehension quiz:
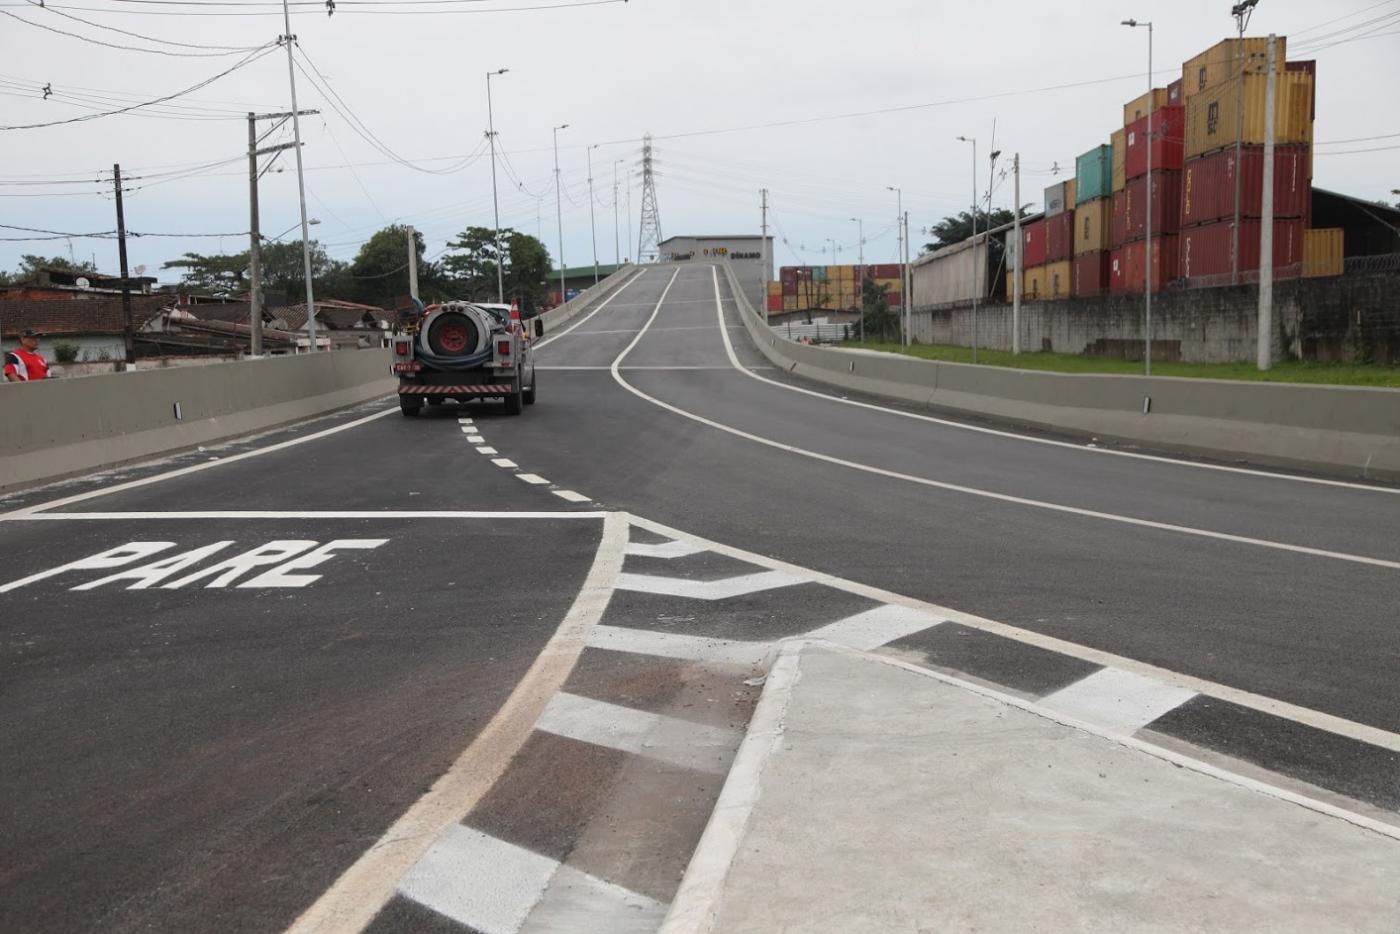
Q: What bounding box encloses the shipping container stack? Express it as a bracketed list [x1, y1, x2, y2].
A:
[1022, 178, 1076, 301]
[773, 264, 900, 314]
[1073, 143, 1114, 297]
[1108, 86, 1185, 295]
[1176, 38, 1331, 285]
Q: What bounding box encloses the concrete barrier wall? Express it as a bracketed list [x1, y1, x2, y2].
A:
[720, 263, 1400, 482]
[1, 348, 394, 492]
[538, 264, 641, 334]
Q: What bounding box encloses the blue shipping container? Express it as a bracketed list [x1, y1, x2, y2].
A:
[1076, 144, 1114, 204]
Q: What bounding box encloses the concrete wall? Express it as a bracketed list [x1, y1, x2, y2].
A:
[911, 271, 1400, 364]
[1, 348, 394, 492]
[539, 264, 641, 334]
[721, 264, 1400, 482]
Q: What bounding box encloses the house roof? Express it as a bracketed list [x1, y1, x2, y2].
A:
[275, 299, 389, 331]
[0, 295, 173, 337]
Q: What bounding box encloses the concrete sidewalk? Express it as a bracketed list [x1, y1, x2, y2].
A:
[664, 642, 1400, 933]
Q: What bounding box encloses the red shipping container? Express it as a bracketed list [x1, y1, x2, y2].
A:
[1116, 235, 1180, 294]
[1180, 218, 1306, 284]
[1021, 218, 1047, 267]
[885, 291, 903, 307]
[766, 295, 782, 312]
[1124, 106, 1185, 178]
[1072, 251, 1111, 297]
[1180, 145, 1310, 228]
[872, 263, 903, 279]
[1109, 248, 1127, 295]
[1045, 212, 1075, 263]
[1111, 191, 1126, 247]
[1123, 171, 1183, 241]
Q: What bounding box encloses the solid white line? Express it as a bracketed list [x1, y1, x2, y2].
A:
[604, 267, 1400, 573]
[540, 365, 754, 371]
[804, 604, 945, 651]
[11, 510, 608, 520]
[624, 540, 709, 559]
[1040, 667, 1199, 735]
[717, 270, 1400, 496]
[287, 512, 629, 934]
[625, 513, 1400, 755]
[492, 458, 518, 469]
[534, 691, 740, 775]
[517, 474, 549, 485]
[587, 625, 770, 668]
[552, 490, 592, 503]
[3, 405, 398, 519]
[533, 269, 645, 350]
[614, 570, 805, 601]
[476, 446, 498, 455]
[397, 824, 557, 933]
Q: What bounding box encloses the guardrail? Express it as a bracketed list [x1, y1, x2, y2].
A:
[720, 262, 1400, 482]
[1, 347, 394, 493]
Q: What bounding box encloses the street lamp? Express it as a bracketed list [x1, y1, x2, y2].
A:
[485, 68, 508, 304]
[264, 217, 320, 242]
[553, 123, 569, 309]
[613, 159, 625, 265]
[850, 218, 865, 342]
[956, 135, 980, 363]
[1123, 18, 1154, 375]
[887, 186, 906, 346]
[588, 144, 601, 286]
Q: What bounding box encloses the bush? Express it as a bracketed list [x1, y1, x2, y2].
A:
[53, 341, 79, 363]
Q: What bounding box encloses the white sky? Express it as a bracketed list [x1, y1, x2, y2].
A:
[1, 0, 1396, 284]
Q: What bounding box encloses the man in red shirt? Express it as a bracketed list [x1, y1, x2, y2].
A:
[4, 329, 50, 382]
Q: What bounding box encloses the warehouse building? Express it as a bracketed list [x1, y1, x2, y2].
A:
[656, 235, 773, 305]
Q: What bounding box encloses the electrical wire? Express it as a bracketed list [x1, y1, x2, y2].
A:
[0, 7, 265, 57]
[18, 0, 266, 52]
[0, 0, 626, 16]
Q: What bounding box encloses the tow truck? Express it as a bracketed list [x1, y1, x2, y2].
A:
[390, 298, 541, 417]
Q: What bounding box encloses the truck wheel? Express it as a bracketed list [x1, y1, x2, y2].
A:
[503, 372, 523, 416]
[399, 395, 423, 417]
[523, 370, 537, 406]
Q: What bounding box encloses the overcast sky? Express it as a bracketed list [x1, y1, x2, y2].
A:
[1, 0, 1396, 285]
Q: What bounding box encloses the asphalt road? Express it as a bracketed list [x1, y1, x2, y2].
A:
[3, 261, 1398, 932]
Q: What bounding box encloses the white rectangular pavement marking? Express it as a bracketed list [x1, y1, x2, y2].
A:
[517, 474, 550, 485]
[467, 435, 486, 444]
[477, 446, 498, 455]
[552, 490, 591, 503]
[397, 824, 556, 934]
[523, 864, 667, 934]
[535, 692, 739, 774]
[587, 625, 769, 668]
[1040, 668, 1198, 735]
[492, 458, 518, 468]
[805, 604, 945, 651]
[624, 540, 709, 559]
[613, 570, 805, 601]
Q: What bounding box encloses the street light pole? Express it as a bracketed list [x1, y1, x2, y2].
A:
[485, 68, 508, 304]
[957, 135, 979, 363]
[887, 185, 904, 345]
[553, 123, 569, 308]
[279, 0, 317, 352]
[613, 159, 623, 265]
[1123, 18, 1154, 375]
[850, 217, 864, 342]
[588, 144, 600, 285]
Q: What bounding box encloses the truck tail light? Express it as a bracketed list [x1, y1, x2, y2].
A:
[497, 340, 511, 355]
[394, 340, 410, 356]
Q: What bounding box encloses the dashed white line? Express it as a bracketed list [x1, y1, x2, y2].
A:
[614, 570, 805, 601]
[534, 691, 740, 775]
[553, 490, 592, 503]
[1040, 668, 1199, 735]
[476, 446, 498, 455]
[517, 474, 549, 485]
[466, 435, 485, 444]
[492, 458, 518, 469]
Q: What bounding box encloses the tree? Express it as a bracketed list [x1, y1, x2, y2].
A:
[0, 254, 97, 286]
[347, 225, 434, 307]
[161, 240, 339, 300]
[860, 277, 898, 342]
[440, 226, 552, 313]
[922, 206, 1032, 253]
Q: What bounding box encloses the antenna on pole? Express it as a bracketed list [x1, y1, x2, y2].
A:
[636, 134, 663, 263]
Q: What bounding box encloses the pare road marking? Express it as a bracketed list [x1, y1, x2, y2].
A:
[0, 539, 388, 592]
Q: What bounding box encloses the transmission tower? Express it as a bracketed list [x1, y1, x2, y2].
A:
[636, 134, 663, 262]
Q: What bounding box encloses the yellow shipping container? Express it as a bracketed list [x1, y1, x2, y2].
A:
[1303, 228, 1344, 279]
[1044, 260, 1072, 300]
[1111, 128, 1127, 193]
[1073, 198, 1111, 256]
[1023, 265, 1047, 300]
[782, 296, 796, 312]
[838, 265, 855, 280]
[767, 281, 783, 296]
[1182, 37, 1288, 100]
[1123, 88, 1170, 126]
[1185, 69, 1313, 160]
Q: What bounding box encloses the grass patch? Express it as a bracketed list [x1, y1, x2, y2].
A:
[838, 341, 1400, 388]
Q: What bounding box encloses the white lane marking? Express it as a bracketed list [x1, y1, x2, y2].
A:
[626, 513, 1400, 755]
[715, 273, 1400, 497]
[804, 604, 945, 651]
[544, 325, 747, 336]
[458, 417, 473, 424]
[1041, 668, 1199, 735]
[4, 406, 398, 519]
[467, 435, 486, 444]
[10, 510, 606, 520]
[534, 691, 740, 775]
[524, 864, 667, 934]
[614, 570, 805, 601]
[492, 458, 518, 469]
[533, 269, 645, 350]
[288, 513, 628, 934]
[397, 824, 556, 934]
[459, 425, 475, 433]
[604, 267, 1400, 573]
[517, 474, 549, 485]
[540, 366, 753, 371]
[476, 446, 498, 455]
[552, 490, 592, 503]
[587, 625, 770, 668]
[624, 539, 708, 559]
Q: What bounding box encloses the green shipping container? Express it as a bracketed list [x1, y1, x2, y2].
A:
[812, 266, 827, 282]
[1076, 144, 1113, 204]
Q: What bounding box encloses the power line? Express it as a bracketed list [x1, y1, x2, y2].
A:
[0, 6, 264, 57]
[18, 0, 264, 52]
[0, 0, 627, 16]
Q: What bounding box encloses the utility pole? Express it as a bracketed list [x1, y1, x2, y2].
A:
[958, 136, 978, 362]
[1013, 153, 1022, 355]
[588, 144, 600, 285]
[613, 159, 623, 265]
[903, 211, 913, 347]
[247, 114, 263, 357]
[279, 0, 318, 352]
[1230, 1, 1257, 285]
[553, 123, 569, 307]
[1257, 34, 1277, 371]
[112, 163, 134, 366]
[406, 225, 420, 302]
[850, 215, 864, 341]
[1123, 18, 1154, 374]
[888, 186, 903, 345]
[486, 68, 508, 304]
[761, 188, 770, 317]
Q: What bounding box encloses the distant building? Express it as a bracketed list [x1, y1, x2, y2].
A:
[655, 235, 774, 305]
[548, 263, 628, 306]
[0, 265, 158, 302]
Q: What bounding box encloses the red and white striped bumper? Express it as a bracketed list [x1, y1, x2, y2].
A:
[399, 384, 512, 395]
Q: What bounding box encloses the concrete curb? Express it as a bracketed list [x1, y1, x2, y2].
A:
[658, 642, 804, 934]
